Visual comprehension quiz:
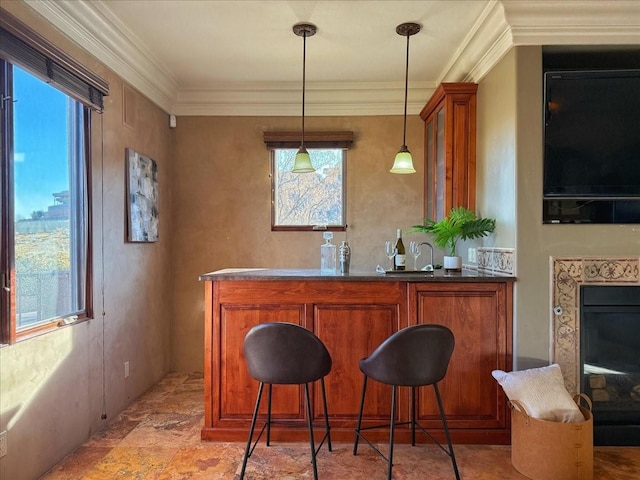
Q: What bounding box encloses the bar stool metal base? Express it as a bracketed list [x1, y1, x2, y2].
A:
[353, 377, 460, 480]
[240, 379, 332, 480]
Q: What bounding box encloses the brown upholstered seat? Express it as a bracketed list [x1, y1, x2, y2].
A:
[240, 322, 332, 480]
[353, 324, 460, 480]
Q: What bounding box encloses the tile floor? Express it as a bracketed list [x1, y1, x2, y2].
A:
[42, 372, 640, 479]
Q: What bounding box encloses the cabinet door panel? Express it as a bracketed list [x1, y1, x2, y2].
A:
[412, 283, 509, 429]
[219, 305, 304, 420]
[314, 304, 399, 425]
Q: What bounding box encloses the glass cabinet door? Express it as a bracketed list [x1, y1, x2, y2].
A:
[435, 108, 446, 220]
[420, 83, 477, 222]
[425, 118, 434, 219]
[424, 106, 446, 221]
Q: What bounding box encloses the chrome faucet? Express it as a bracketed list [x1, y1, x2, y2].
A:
[418, 242, 434, 271]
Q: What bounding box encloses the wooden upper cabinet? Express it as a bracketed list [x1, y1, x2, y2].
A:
[420, 83, 477, 221]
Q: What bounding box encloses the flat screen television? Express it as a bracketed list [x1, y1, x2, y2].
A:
[543, 69, 640, 199]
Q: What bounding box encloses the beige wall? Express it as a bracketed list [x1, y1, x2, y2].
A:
[0, 3, 173, 479]
[476, 50, 517, 249]
[171, 115, 425, 371]
[476, 46, 640, 370]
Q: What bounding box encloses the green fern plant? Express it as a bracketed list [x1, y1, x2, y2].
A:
[408, 206, 496, 257]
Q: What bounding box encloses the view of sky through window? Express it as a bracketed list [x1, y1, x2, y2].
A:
[13, 66, 69, 220]
[11, 66, 80, 328]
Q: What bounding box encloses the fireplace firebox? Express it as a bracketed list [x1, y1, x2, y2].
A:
[580, 285, 640, 446]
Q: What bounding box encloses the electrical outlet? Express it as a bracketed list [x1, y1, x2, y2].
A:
[0, 430, 7, 458]
[468, 247, 477, 263]
[124, 361, 130, 378]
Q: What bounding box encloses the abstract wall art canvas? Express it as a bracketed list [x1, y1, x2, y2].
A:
[126, 148, 158, 242]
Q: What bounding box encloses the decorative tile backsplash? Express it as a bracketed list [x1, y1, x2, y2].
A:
[477, 247, 515, 275]
[551, 256, 640, 395]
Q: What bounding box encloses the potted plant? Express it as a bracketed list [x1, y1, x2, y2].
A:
[409, 206, 496, 272]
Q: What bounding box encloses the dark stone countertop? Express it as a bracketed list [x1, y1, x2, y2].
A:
[199, 268, 516, 282]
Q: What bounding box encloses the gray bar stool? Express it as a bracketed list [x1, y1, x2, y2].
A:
[353, 324, 460, 480]
[240, 322, 332, 480]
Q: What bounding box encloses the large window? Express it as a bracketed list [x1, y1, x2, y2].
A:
[264, 131, 353, 231]
[0, 10, 108, 343]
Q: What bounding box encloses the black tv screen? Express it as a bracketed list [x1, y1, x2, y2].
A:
[543, 69, 640, 198]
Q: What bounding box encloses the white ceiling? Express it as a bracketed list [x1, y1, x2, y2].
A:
[25, 0, 640, 115]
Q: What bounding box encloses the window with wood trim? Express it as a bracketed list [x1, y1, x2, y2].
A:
[264, 131, 353, 231]
[0, 10, 108, 344]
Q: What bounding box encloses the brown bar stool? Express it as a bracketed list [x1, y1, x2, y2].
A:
[353, 324, 460, 480]
[240, 322, 332, 480]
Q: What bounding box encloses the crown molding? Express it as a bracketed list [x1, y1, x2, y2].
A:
[173, 81, 436, 116]
[444, 0, 640, 83]
[171, 101, 431, 117]
[22, 0, 640, 116]
[25, 0, 177, 112]
[503, 0, 640, 45]
[21, 0, 440, 116]
[441, 0, 513, 83]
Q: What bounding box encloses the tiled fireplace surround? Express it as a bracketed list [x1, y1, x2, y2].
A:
[551, 256, 640, 394]
[477, 251, 640, 393]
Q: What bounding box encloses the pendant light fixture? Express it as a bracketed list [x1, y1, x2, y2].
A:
[292, 23, 317, 173]
[390, 22, 421, 174]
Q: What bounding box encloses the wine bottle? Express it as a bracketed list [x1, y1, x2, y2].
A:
[393, 228, 406, 270]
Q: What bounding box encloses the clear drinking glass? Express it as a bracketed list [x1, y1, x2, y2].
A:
[410, 241, 422, 271]
[384, 241, 397, 270]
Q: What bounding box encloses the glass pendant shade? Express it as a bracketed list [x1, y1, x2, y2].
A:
[390, 145, 416, 174]
[292, 146, 315, 173]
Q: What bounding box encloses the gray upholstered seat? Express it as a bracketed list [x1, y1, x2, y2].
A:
[240, 322, 332, 480]
[353, 324, 460, 480]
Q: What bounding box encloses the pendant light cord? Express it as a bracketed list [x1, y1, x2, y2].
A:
[301, 31, 307, 148]
[402, 32, 410, 147]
